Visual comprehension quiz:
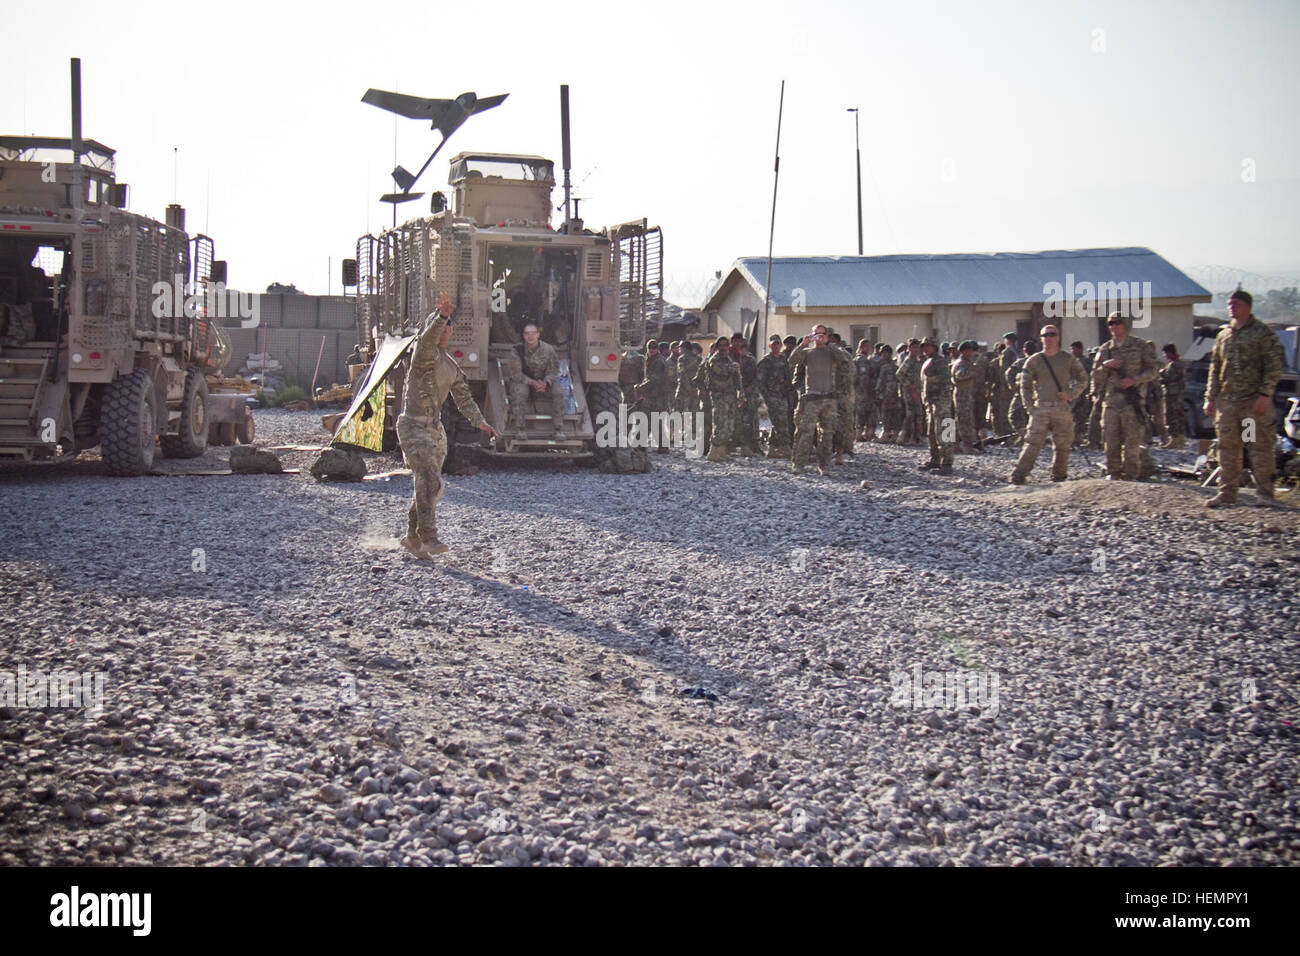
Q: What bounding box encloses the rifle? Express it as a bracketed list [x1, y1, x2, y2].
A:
[974, 433, 1016, 449]
[1121, 385, 1150, 435]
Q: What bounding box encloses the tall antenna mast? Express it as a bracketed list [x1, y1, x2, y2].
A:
[762, 80, 785, 347]
[560, 85, 573, 228]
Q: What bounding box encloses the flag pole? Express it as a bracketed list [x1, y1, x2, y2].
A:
[762, 80, 785, 347]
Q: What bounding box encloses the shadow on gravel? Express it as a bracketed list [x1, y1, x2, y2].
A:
[436, 563, 764, 710]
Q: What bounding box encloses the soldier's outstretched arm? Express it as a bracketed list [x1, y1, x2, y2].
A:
[450, 372, 489, 431]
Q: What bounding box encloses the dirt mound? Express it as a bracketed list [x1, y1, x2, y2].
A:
[984, 477, 1300, 526]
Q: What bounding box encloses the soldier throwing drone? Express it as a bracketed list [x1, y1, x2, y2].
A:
[398, 292, 498, 558]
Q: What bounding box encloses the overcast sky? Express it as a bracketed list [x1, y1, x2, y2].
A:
[6, 0, 1298, 305]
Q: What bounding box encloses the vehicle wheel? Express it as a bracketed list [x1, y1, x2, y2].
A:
[234, 414, 255, 445]
[100, 368, 158, 476]
[160, 367, 209, 458]
[586, 381, 622, 467]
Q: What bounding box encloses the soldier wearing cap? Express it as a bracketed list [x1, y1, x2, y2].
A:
[398, 292, 498, 558]
[991, 331, 1021, 435]
[951, 340, 980, 453]
[875, 343, 902, 441]
[1204, 289, 1285, 506]
[695, 336, 744, 462]
[674, 338, 702, 421]
[853, 340, 878, 441]
[971, 345, 991, 439]
[917, 336, 954, 474]
[1008, 324, 1087, 484]
[1092, 311, 1158, 480]
[1159, 343, 1186, 449]
[897, 338, 925, 444]
[756, 333, 793, 457]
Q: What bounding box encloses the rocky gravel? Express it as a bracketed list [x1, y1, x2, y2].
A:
[0, 408, 1297, 866]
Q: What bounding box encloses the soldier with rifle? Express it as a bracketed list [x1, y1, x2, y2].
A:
[1091, 312, 1157, 481]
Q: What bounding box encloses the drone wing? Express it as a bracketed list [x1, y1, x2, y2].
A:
[362, 89, 452, 121]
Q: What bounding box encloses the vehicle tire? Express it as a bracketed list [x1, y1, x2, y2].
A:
[234, 414, 255, 445]
[100, 368, 158, 476]
[160, 367, 209, 458]
[586, 381, 622, 467]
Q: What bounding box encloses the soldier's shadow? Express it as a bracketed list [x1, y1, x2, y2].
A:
[435, 563, 762, 715]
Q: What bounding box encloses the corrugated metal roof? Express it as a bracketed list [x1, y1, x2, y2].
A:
[718, 247, 1210, 309]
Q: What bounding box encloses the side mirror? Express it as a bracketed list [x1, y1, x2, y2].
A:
[341, 259, 358, 287]
[110, 183, 129, 208]
[210, 260, 228, 284]
[430, 191, 447, 214]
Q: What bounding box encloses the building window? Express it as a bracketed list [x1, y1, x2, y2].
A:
[850, 325, 879, 348]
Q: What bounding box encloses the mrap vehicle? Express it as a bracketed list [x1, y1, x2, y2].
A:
[0, 60, 249, 474]
[347, 90, 663, 465]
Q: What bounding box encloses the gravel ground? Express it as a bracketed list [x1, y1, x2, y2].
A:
[1, 407, 1297, 867]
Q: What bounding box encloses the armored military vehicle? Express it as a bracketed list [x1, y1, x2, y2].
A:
[345, 86, 663, 465]
[0, 59, 250, 474]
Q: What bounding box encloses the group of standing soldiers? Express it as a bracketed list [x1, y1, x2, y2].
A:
[617, 299, 1284, 497]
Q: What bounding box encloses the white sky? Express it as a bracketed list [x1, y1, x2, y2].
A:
[5, 0, 1298, 305]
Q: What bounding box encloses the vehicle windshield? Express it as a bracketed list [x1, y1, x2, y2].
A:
[449, 157, 553, 183]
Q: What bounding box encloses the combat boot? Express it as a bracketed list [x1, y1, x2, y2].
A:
[421, 539, 450, 555]
[1008, 473, 1026, 485]
[1256, 485, 1276, 505]
[1204, 492, 1236, 508]
[1166, 436, 1185, 449]
[400, 535, 431, 559]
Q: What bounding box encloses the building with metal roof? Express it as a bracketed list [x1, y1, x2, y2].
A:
[702, 247, 1211, 351]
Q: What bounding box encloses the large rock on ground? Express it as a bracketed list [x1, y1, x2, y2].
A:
[311, 447, 367, 482]
[229, 445, 283, 474]
[598, 447, 652, 474]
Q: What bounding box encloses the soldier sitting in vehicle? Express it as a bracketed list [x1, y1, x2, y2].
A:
[506, 322, 565, 438]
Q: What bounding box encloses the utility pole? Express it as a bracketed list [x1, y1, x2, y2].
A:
[847, 107, 862, 255]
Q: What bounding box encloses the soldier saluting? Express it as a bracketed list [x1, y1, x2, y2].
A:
[398, 292, 498, 558]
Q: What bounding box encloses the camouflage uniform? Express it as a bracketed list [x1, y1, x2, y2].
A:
[992, 345, 1021, 435]
[755, 350, 792, 454]
[971, 353, 990, 436]
[639, 350, 672, 413]
[1092, 333, 1158, 480]
[735, 348, 760, 453]
[1206, 314, 1285, 501]
[1142, 340, 1166, 443]
[876, 358, 902, 442]
[789, 343, 850, 469]
[1006, 358, 1029, 441]
[922, 350, 955, 469]
[1160, 357, 1186, 446]
[618, 347, 645, 407]
[507, 339, 564, 437]
[833, 346, 856, 456]
[0, 303, 35, 348]
[853, 352, 878, 440]
[1072, 351, 1094, 446]
[397, 312, 487, 552]
[1010, 351, 1088, 482]
[897, 352, 925, 444]
[951, 352, 977, 450]
[674, 349, 702, 415]
[694, 351, 742, 461]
